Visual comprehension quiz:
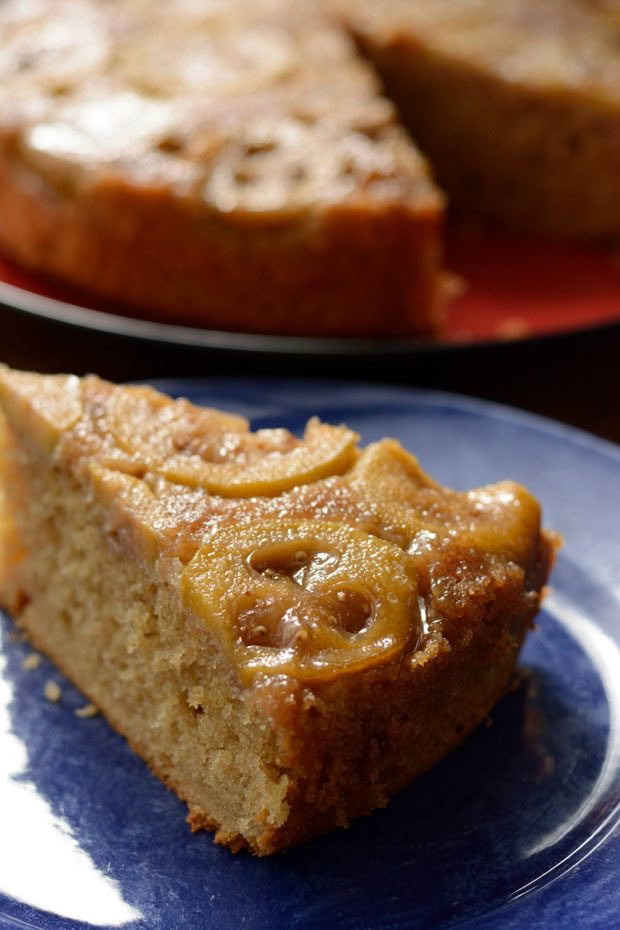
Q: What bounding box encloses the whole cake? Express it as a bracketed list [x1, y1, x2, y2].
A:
[0, 0, 444, 336]
[0, 367, 556, 854]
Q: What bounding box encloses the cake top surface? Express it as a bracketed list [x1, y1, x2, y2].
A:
[337, 0, 620, 96]
[0, 367, 544, 687]
[0, 0, 440, 216]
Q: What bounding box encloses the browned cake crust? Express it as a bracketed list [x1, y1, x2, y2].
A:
[0, 0, 444, 336]
[334, 0, 620, 238]
[0, 368, 556, 854]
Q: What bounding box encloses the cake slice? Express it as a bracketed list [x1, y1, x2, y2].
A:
[0, 367, 556, 854]
[0, 0, 445, 336]
[334, 0, 620, 237]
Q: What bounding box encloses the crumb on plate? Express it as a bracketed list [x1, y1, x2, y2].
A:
[22, 652, 41, 671]
[44, 680, 61, 703]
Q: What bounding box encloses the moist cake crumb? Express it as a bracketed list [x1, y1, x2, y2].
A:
[75, 703, 99, 718]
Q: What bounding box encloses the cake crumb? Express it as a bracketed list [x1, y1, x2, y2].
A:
[74, 703, 98, 718]
[44, 680, 61, 703]
[22, 652, 41, 671]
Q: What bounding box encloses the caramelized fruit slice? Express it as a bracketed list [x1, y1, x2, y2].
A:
[462, 483, 542, 564]
[162, 418, 359, 497]
[89, 382, 249, 464]
[351, 440, 541, 565]
[64, 381, 357, 498]
[349, 440, 438, 547]
[351, 439, 438, 495]
[0, 367, 82, 453]
[183, 518, 420, 684]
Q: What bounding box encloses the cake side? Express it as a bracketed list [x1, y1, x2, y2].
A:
[0, 0, 445, 336]
[0, 416, 295, 852]
[0, 368, 557, 854]
[0, 411, 27, 613]
[0, 153, 444, 336]
[334, 0, 620, 238]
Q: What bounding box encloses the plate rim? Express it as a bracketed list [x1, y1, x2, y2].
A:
[3, 274, 620, 360]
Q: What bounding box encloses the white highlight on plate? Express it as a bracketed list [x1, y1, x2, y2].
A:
[522, 589, 620, 859]
[0, 651, 141, 926]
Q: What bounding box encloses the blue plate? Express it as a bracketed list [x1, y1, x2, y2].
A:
[1, 379, 619, 930]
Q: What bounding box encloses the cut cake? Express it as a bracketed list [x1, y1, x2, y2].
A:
[0, 0, 444, 336]
[1, 0, 619, 340]
[0, 367, 556, 853]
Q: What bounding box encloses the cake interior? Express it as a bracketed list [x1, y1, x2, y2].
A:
[1, 422, 291, 851]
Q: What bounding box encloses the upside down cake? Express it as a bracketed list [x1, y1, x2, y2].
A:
[0, 0, 444, 337]
[0, 367, 556, 854]
[1, 0, 620, 342]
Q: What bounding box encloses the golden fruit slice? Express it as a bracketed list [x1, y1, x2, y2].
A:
[350, 439, 438, 496]
[183, 518, 420, 684]
[349, 439, 437, 548]
[88, 382, 249, 465]
[0, 367, 82, 453]
[463, 482, 542, 564]
[162, 418, 359, 497]
[350, 440, 541, 566]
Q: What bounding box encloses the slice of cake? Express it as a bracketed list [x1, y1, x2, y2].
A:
[0, 0, 445, 336]
[334, 0, 620, 238]
[0, 367, 556, 854]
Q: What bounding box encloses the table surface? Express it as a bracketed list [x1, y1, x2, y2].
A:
[0, 304, 618, 447]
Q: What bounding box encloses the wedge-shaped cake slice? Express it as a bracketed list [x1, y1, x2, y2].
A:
[0, 0, 444, 336]
[0, 368, 555, 854]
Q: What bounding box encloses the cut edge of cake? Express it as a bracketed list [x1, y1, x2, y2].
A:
[332, 0, 620, 238]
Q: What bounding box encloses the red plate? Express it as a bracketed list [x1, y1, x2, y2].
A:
[446, 223, 620, 343]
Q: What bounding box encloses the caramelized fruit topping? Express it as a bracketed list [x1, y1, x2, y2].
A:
[351, 440, 540, 565]
[183, 518, 420, 684]
[77, 381, 359, 498]
[161, 418, 359, 497]
[0, 369, 82, 453]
